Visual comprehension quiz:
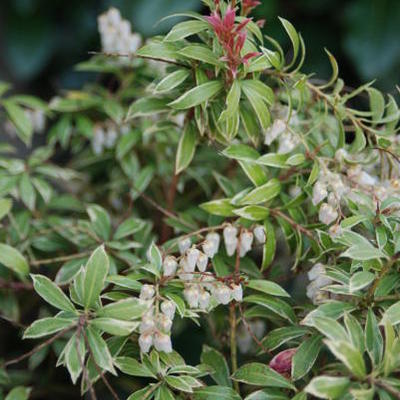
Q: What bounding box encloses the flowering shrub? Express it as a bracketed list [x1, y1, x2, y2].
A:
[1, 1, 400, 399]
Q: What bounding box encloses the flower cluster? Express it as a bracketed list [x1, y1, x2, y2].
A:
[98, 8, 142, 55]
[138, 284, 176, 354]
[205, 6, 259, 79]
[306, 263, 332, 305]
[92, 121, 130, 155]
[5, 108, 46, 137]
[264, 115, 301, 153]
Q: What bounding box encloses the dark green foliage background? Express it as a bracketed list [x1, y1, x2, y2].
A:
[0, 0, 399, 96]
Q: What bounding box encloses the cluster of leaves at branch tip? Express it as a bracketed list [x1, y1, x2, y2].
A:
[0, 0, 400, 399]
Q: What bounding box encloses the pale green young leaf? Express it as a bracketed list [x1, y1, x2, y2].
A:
[305, 376, 350, 399]
[91, 318, 139, 336]
[179, 45, 222, 66]
[0, 244, 29, 277]
[238, 179, 281, 205]
[115, 356, 156, 378]
[155, 70, 190, 93]
[19, 173, 36, 211]
[0, 198, 12, 221]
[2, 100, 33, 145]
[169, 81, 223, 110]
[32, 274, 75, 312]
[83, 246, 109, 310]
[87, 204, 111, 241]
[176, 123, 197, 174]
[247, 280, 290, 298]
[164, 20, 208, 42]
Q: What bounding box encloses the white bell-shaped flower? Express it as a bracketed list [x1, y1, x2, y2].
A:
[163, 256, 177, 277]
[154, 332, 172, 353]
[186, 247, 200, 271]
[140, 284, 155, 300]
[178, 237, 191, 255]
[264, 119, 286, 145]
[239, 231, 254, 257]
[319, 203, 338, 225]
[253, 225, 266, 244]
[157, 314, 172, 332]
[140, 316, 155, 334]
[197, 252, 208, 272]
[205, 232, 220, 257]
[198, 290, 211, 310]
[160, 301, 176, 320]
[308, 263, 325, 282]
[180, 255, 195, 273]
[184, 285, 200, 308]
[138, 333, 153, 353]
[214, 285, 231, 305]
[231, 284, 243, 302]
[312, 181, 328, 206]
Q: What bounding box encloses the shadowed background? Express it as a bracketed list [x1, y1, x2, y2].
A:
[0, 0, 399, 98]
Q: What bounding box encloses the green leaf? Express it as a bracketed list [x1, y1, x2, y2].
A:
[19, 173, 36, 211]
[99, 298, 147, 320]
[244, 295, 296, 323]
[85, 325, 116, 375]
[64, 333, 85, 384]
[32, 274, 75, 312]
[292, 335, 323, 380]
[169, 81, 223, 110]
[155, 69, 190, 93]
[234, 205, 270, 221]
[0, 198, 12, 221]
[319, 49, 339, 89]
[87, 204, 111, 241]
[241, 80, 275, 106]
[2, 100, 33, 145]
[304, 316, 347, 341]
[114, 218, 145, 240]
[91, 318, 139, 336]
[367, 87, 385, 122]
[256, 153, 289, 168]
[305, 376, 350, 399]
[239, 161, 268, 187]
[349, 271, 375, 292]
[83, 246, 110, 310]
[0, 244, 29, 277]
[221, 80, 241, 120]
[341, 245, 386, 261]
[115, 356, 156, 378]
[279, 18, 300, 68]
[242, 83, 271, 131]
[179, 45, 222, 66]
[247, 280, 290, 298]
[165, 20, 208, 42]
[23, 317, 76, 339]
[165, 375, 193, 393]
[232, 363, 294, 390]
[5, 387, 32, 400]
[200, 346, 231, 387]
[324, 340, 366, 378]
[365, 308, 383, 366]
[176, 123, 197, 174]
[262, 220, 276, 270]
[262, 326, 309, 351]
[127, 98, 170, 119]
[238, 180, 281, 205]
[200, 199, 236, 217]
[193, 386, 241, 400]
[222, 144, 260, 162]
[381, 301, 400, 326]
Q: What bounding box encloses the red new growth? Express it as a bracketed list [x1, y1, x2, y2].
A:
[242, 0, 261, 16]
[205, 6, 259, 79]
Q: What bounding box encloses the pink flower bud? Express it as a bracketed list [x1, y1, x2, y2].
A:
[269, 348, 297, 375]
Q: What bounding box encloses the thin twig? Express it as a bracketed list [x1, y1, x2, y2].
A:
[270, 209, 315, 240]
[4, 326, 75, 368]
[30, 251, 92, 267]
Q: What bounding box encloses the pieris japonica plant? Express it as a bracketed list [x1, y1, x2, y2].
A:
[1, 1, 400, 399]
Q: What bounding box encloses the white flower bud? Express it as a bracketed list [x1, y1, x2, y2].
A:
[202, 240, 215, 258]
[140, 284, 155, 300]
[184, 285, 200, 308]
[264, 119, 286, 145]
[319, 203, 338, 225]
[239, 231, 254, 257]
[161, 301, 176, 320]
[329, 224, 343, 239]
[180, 256, 195, 273]
[289, 185, 302, 198]
[154, 332, 172, 353]
[198, 290, 211, 310]
[200, 274, 214, 291]
[253, 225, 266, 244]
[224, 225, 238, 256]
[157, 314, 172, 332]
[186, 247, 200, 271]
[308, 263, 325, 281]
[178, 237, 191, 255]
[163, 256, 177, 277]
[197, 252, 208, 272]
[178, 270, 194, 281]
[214, 285, 231, 305]
[138, 333, 153, 353]
[140, 316, 155, 334]
[128, 34, 142, 53]
[205, 232, 220, 256]
[119, 20, 131, 37]
[231, 284, 243, 302]
[312, 181, 328, 206]
[107, 8, 121, 26]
